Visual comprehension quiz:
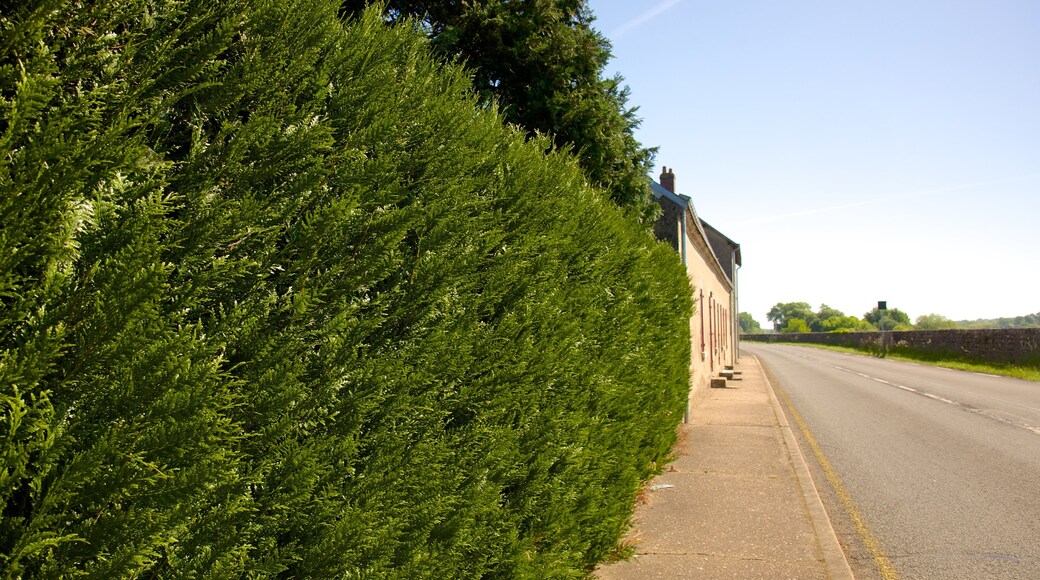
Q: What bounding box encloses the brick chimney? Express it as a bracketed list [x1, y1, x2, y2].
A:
[660, 166, 675, 192]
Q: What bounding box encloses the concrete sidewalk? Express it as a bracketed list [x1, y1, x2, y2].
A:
[596, 353, 853, 579]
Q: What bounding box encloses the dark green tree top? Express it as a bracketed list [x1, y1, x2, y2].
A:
[339, 0, 659, 220]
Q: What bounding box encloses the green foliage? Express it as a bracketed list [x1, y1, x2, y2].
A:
[821, 314, 872, 332]
[915, 313, 958, 330]
[0, 1, 691, 576]
[338, 0, 660, 221]
[878, 348, 1040, 381]
[766, 302, 879, 333]
[864, 306, 911, 331]
[815, 304, 842, 320]
[739, 312, 762, 334]
[781, 318, 811, 334]
[958, 312, 1040, 329]
[811, 304, 840, 331]
[767, 302, 816, 332]
[809, 304, 876, 332]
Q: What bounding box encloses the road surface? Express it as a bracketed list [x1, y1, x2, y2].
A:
[743, 342, 1040, 580]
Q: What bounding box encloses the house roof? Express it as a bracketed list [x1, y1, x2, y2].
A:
[650, 180, 690, 207]
[699, 219, 742, 267]
[650, 179, 738, 287]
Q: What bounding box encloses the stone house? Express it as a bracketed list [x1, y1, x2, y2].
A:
[652, 167, 741, 407]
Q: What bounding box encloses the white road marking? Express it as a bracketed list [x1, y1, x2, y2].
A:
[821, 359, 1040, 436]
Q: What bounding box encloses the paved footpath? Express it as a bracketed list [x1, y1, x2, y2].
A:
[595, 353, 854, 579]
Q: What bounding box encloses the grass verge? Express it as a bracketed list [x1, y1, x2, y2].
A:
[777, 342, 1040, 382]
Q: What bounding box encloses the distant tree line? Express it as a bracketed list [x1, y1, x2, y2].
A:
[957, 313, 1040, 329]
[739, 305, 1040, 334]
[759, 302, 901, 333]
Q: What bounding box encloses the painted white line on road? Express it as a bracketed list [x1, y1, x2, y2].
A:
[917, 391, 960, 406]
[822, 361, 1040, 437]
[883, 382, 958, 406]
[974, 372, 1001, 378]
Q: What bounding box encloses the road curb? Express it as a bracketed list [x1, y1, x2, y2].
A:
[749, 352, 855, 580]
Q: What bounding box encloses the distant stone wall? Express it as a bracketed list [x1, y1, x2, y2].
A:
[741, 329, 1040, 364]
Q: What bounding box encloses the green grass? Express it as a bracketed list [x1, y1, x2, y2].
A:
[771, 342, 1040, 382]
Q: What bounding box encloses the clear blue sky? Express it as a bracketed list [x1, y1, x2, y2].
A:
[587, 0, 1040, 325]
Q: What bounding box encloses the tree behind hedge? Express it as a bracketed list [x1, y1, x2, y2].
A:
[1, 1, 691, 576]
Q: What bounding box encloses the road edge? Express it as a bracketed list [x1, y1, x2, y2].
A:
[748, 351, 856, 580]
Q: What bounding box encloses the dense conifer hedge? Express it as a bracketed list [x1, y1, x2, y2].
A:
[1, 1, 691, 576]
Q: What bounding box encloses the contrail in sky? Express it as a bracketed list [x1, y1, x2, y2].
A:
[609, 0, 684, 39]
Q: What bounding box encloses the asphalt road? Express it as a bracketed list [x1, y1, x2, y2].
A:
[743, 343, 1040, 580]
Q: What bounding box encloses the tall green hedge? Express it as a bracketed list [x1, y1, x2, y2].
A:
[0, 1, 692, 576]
